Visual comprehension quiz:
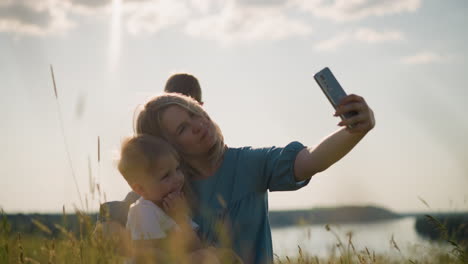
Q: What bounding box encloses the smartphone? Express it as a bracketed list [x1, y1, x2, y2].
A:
[314, 67, 357, 121]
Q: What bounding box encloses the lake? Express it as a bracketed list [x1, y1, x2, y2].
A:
[271, 217, 446, 258]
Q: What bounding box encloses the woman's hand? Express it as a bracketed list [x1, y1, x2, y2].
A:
[334, 94, 375, 134]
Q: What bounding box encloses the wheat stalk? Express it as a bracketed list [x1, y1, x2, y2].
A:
[50, 65, 84, 210]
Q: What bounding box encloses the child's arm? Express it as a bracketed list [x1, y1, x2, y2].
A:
[132, 239, 170, 263]
[162, 192, 203, 252]
[133, 239, 228, 264]
[294, 94, 375, 181]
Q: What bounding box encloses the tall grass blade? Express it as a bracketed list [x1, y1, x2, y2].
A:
[50, 65, 58, 99]
[31, 219, 52, 235]
[97, 136, 100, 163]
[50, 65, 84, 210]
[418, 196, 431, 209]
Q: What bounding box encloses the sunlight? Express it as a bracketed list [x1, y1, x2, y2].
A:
[109, 0, 122, 72]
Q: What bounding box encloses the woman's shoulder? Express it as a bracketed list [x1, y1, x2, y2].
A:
[225, 145, 267, 159]
[227, 141, 304, 155]
[223, 141, 304, 166]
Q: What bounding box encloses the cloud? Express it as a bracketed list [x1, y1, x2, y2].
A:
[0, 0, 111, 36]
[354, 28, 404, 43]
[314, 31, 351, 51]
[120, 0, 311, 43]
[0, 0, 74, 36]
[401, 51, 449, 65]
[0, 0, 416, 45]
[293, 0, 422, 21]
[235, 0, 288, 7]
[68, 0, 112, 15]
[124, 0, 190, 35]
[186, 0, 216, 14]
[188, 0, 288, 13]
[0, 2, 50, 27]
[72, 0, 111, 8]
[315, 27, 404, 51]
[0, 0, 189, 36]
[119, 0, 413, 43]
[185, 2, 311, 44]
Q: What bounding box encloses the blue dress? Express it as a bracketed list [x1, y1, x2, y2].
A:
[190, 141, 309, 264]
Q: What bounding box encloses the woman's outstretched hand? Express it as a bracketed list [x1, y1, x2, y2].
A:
[334, 94, 375, 134]
[293, 94, 375, 181]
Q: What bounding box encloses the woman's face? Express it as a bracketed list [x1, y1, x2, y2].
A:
[160, 105, 217, 156]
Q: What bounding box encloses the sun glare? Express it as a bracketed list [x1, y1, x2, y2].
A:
[109, 0, 122, 72]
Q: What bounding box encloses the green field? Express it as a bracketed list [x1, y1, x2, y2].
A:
[1, 211, 466, 264]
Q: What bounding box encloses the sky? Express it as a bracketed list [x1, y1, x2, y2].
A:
[1, 0, 467, 214]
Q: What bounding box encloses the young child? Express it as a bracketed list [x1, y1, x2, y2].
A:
[118, 134, 240, 263]
[164, 73, 204, 105]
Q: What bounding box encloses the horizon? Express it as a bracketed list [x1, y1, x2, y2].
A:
[1, 0, 467, 214]
[4, 203, 467, 215]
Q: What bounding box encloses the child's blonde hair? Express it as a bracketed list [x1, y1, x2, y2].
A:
[135, 93, 225, 179]
[118, 134, 179, 186]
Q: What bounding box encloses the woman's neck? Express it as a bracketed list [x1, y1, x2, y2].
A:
[187, 153, 223, 180]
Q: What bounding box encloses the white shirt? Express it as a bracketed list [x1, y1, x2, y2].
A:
[126, 197, 197, 240]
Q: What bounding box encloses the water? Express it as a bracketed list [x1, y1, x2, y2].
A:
[271, 217, 443, 258]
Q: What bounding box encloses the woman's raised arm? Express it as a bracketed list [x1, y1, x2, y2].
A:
[294, 94, 375, 182]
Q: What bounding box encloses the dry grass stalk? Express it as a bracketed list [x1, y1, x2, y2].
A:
[49, 64, 84, 210]
[97, 136, 100, 163]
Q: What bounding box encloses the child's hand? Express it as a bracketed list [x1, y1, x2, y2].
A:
[162, 191, 189, 222]
[334, 94, 375, 134]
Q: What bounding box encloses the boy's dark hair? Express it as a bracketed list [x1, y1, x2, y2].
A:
[164, 73, 203, 104]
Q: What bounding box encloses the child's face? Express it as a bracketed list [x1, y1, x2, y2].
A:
[137, 153, 185, 205]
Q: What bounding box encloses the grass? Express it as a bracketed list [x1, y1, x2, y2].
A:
[274, 222, 466, 264]
[1, 209, 466, 264]
[1, 209, 126, 264]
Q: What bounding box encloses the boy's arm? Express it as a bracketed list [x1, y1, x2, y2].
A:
[132, 229, 202, 263]
[294, 94, 375, 182]
[163, 192, 203, 252]
[133, 238, 227, 264]
[167, 221, 203, 252]
[133, 239, 170, 263]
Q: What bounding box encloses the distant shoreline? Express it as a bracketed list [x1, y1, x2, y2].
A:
[4, 206, 468, 241]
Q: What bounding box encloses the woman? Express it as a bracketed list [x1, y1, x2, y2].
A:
[135, 92, 375, 264]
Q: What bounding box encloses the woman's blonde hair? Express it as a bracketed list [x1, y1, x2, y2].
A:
[135, 93, 225, 178]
